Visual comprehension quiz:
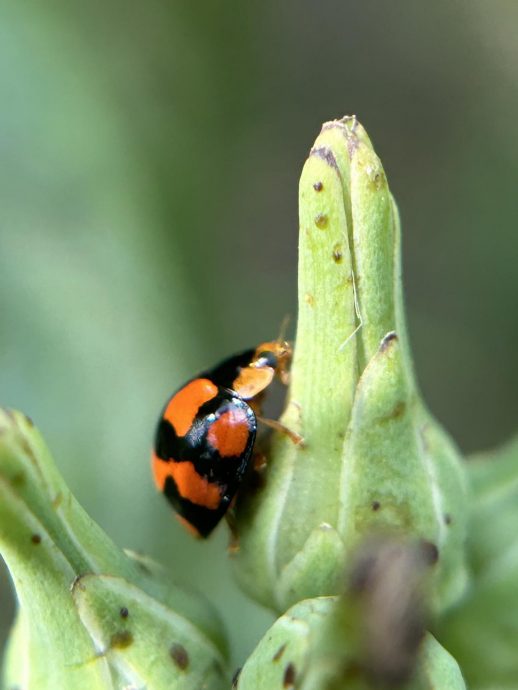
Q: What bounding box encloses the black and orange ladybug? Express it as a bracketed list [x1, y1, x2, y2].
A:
[151, 340, 293, 537]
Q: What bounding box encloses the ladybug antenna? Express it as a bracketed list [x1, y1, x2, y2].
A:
[277, 314, 291, 344]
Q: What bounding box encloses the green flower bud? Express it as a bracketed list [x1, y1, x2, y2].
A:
[233, 117, 468, 614]
[0, 408, 228, 690]
[236, 539, 466, 690]
[438, 436, 518, 689]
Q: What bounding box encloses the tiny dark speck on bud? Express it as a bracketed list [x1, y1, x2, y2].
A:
[313, 181, 323, 191]
[332, 244, 343, 263]
[444, 513, 453, 526]
[310, 146, 339, 171]
[371, 501, 381, 512]
[304, 292, 315, 307]
[380, 331, 398, 351]
[137, 560, 152, 575]
[420, 540, 439, 566]
[283, 662, 296, 687]
[170, 643, 189, 670]
[272, 643, 287, 662]
[314, 213, 328, 229]
[31, 534, 42, 545]
[232, 667, 242, 688]
[110, 630, 133, 649]
[119, 607, 129, 619]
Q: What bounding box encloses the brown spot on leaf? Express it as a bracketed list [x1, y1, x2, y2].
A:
[232, 667, 242, 688]
[283, 662, 296, 687]
[11, 471, 26, 487]
[332, 245, 343, 263]
[378, 401, 406, 424]
[272, 643, 286, 662]
[52, 492, 63, 510]
[380, 331, 398, 351]
[110, 630, 133, 649]
[137, 560, 152, 576]
[444, 514, 453, 526]
[420, 540, 439, 566]
[31, 534, 42, 545]
[372, 501, 381, 512]
[170, 643, 189, 670]
[304, 293, 315, 307]
[313, 181, 323, 191]
[119, 607, 129, 619]
[310, 146, 339, 171]
[314, 213, 328, 229]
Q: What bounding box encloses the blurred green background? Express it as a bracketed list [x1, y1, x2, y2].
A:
[1, 0, 517, 670]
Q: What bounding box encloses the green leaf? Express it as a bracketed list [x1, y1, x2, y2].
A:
[438, 436, 518, 689]
[0, 408, 228, 689]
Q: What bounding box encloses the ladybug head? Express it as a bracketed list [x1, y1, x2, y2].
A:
[252, 340, 292, 381]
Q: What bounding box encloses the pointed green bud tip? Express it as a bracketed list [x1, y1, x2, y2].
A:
[0, 408, 228, 690]
[233, 116, 468, 614]
[236, 539, 466, 690]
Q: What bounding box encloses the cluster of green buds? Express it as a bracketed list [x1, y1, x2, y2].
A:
[1, 116, 516, 689]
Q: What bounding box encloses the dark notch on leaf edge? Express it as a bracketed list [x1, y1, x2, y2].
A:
[321, 117, 360, 156]
[310, 146, 339, 172]
[380, 331, 398, 352]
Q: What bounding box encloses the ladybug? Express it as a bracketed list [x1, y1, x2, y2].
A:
[151, 340, 293, 537]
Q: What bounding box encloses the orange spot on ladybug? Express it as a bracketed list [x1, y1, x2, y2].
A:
[207, 408, 250, 457]
[169, 460, 222, 509]
[164, 378, 218, 436]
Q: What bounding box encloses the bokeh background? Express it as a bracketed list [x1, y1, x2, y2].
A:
[1, 0, 517, 670]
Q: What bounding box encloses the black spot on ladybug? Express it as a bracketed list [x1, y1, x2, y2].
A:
[170, 643, 189, 670]
[371, 501, 381, 512]
[420, 540, 439, 566]
[444, 513, 453, 526]
[231, 667, 242, 688]
[314, 213, 328, 229]
[119, 607, 129, 619]
[31, 534, 41, 545]
[110, 630, 133, 649]
[272, 643, 286, 662]
[313, 181, 323, 191]
[283, 662, 296, 687]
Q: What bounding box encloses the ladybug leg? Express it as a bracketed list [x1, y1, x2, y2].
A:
[279, 369, 291, 386]
[257, 415, 304, 446]
[253, 450, 268, 471]
[225, 510, 240, 554]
